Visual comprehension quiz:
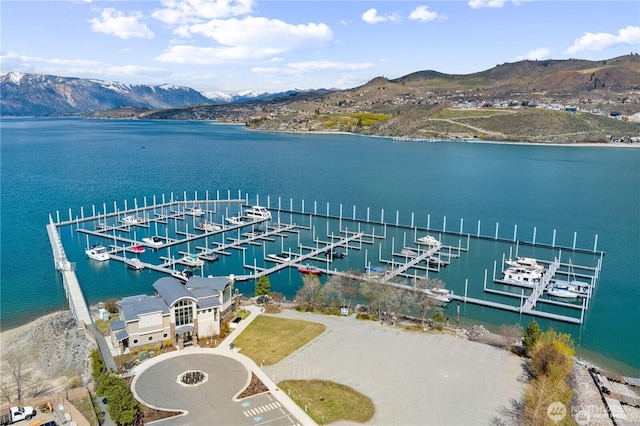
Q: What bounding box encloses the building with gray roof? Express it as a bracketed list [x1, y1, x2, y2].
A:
[110, 275, 237, 353]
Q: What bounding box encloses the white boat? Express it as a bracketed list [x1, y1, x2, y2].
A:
[86, 245, 110, 261]
[424, 287, 453, 303]
[427, 256, 449, 267]
[226, 215, 245, 225]
[171, 269, 194, 283]
[417, 235, 440, 246]
[400, 248, 418, 257]
[181, 253, 204, 267]
[186, 207, 204, 217]
[121, 215, 143, 226]
[201, 221, 221, 232]
[125, 257, 145, 271]
[268, 252, 291, 262]
[142, 236, 163, 248]
[546, 284, 579, 299]
[505, 257, 544, 271]
[501, 266, 543, 287]
[244, 206, 272, 220]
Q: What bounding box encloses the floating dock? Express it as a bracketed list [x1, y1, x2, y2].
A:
[48, 190, 605, 327]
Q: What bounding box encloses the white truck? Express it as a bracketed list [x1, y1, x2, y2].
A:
[0, 406, 37, 425]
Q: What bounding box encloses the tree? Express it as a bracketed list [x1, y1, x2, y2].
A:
[499, 323, 523, 353]
[322, 276, 345, 309]
[523, 320, 542, 356]
[0, 347, 33, 402]
[359, 278, 388, 318]
[295, 274, 322, 309]
[410, 277, 446, 326]
[255, 275, 271, 301]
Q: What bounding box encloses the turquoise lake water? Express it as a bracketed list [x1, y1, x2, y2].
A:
[1, 118, 638, 375]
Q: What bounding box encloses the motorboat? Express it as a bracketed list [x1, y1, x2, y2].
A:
[324, 249, 346, 259]
[501, 266, 542, 287]
[86, 245, 110, 261]
[186, 207, 204, 217]
[244, 206, 272, 220]
[121, 215, 143, 226]
[226, 215, 245, 226]
[400, 248, 418, 257]
[142, 236, 163, 248]
[426, 256, 449, 267]
[424, 287, 453, 303]
[505, 257, 544, 271]
[417, 235, 440, 246]
[298, 265, 323, 275]
[201, 221, 221, 232]
[125, 257, 145, 271]
[366, 266, 387, 277]
[181, 253, 204, 267]
[129, 244, 145, 254]
[268, 252, 292, 262]
[171, 269, 194, 283]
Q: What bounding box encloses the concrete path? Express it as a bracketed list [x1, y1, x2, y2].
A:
[262, 310, 526, 425]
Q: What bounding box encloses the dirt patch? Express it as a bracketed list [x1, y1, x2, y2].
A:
[238, 373, 269, 399]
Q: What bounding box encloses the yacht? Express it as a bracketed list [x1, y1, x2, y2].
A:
[424, 287, 454, 303]
[142, 236, 163, 248]
[225, 215, 245, 226]
[121, 215, 144, 226]
[505, 257, 544, 271]
[201, 221, 221, 232]
[244, 206, 272, 220]
[181, 253, 204, 267]
[417, 235, 440, 246]
[400, 248, 418, 257]
[501, 266, 543, 287]
[86, 245, 110, 262]
[427, 256, 449, 267]
[186, 207, 204, 217]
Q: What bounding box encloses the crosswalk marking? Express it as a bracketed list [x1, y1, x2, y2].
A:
[243, 401, 282, 417]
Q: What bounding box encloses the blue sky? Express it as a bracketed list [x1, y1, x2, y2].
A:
[1, 1, 639, 96]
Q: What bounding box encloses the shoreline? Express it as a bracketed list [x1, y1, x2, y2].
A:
[244, 126, 640, 148]
[2, 306, 638, 379]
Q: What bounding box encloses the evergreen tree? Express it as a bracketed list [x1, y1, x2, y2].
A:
[255, 275, 271, 300]
[523, 320, 542, 356]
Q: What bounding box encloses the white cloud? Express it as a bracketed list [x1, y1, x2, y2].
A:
[252, 60, 373, 77]
[468, 0, 506, 9]
[89, 8, 154, 39]
[152, 0, 254, 25]
[155, 17, 332, 64]
[362, 8, 386, 24]
[516, 48, 551, 61]
[409, 6, 439, 22]
[565, 25, 640, 55]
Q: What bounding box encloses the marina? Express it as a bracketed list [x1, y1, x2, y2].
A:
[47, 190, 604, 330]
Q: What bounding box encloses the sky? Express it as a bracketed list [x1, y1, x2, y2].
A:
[1, 0, 639, 96]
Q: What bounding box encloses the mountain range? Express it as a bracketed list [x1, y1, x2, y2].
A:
[0, 72, 327, 117]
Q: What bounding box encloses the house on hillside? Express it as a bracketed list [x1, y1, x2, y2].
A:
[110, 275, 238, 353]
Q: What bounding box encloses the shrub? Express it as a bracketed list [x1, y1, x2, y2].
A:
[523, 320, 542, 356]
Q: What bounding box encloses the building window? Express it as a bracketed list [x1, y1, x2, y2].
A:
[163, 333, 168, 338]
[214, 309, 218, 321]
[174, 299, 194, 326]
[148, 336, 153, 341]
[133, 339, 138, 344]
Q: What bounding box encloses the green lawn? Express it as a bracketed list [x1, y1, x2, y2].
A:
[278, 379, 375, 424]
[232, 316, 325, 365]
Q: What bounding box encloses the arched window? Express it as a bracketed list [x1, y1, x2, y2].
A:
[174, 299, 194, 326]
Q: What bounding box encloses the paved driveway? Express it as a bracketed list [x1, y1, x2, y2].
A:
[133, 353, 300, 426]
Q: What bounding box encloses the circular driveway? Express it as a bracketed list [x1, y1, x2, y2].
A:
[133, 353, 250, 425]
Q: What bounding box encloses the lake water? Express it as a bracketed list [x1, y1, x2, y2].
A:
[1, 118, 638, 375]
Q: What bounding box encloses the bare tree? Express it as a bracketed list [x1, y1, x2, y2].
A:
[295, 274, 323, 309]
[382, 286, 411, 325]
[360, 278, 389, 318]
[0, 348, 34, 402]
[322, 276, 345, 309]
[410, 277, 446, 326]
[499, 324, 523, 353]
